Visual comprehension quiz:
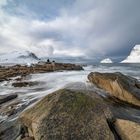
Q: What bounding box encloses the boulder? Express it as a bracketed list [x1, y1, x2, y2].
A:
[20, 89, 114, 140]
[88, 72, 140, 106]
[115, 119, 140, 140]
[12, 81, 38, 87]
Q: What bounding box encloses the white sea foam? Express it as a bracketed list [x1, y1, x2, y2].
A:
[0, 64, 140, 101]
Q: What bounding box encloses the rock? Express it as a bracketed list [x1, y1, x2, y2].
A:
[0, 94, 17, 104]
[20, 89, 114, 140]
[21, 137, 34, 140]
[88, 72, 140, 106]
[0, 63, 83, 82]
[0, 119, 34, 140]
[0, 120, 21, 140]
[12, 81, 38, 87]
[0, 98, 38, 117]
[115, 119, 140, 140]
[135, 82, 140, 89]
[16, 135, 22, 140]
[0, 78, 8, 82]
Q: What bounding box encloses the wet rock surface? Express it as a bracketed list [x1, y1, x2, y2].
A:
[1, 70, 140, 140]
[0, 94, 18, 105]
[115, 119, 140, 140]
[0, 63, 83, 82]
[0, 119, 35, 140]
[0, 97, 38, 118]
[19, 89, 114, 140]
[0, 120, 21, 140]
[12, 81, 39, 87]
[0, 82, 140, 140]
[88, 72, 140, 107]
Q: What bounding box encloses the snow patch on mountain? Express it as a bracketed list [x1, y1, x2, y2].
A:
[0, 51, 39, 65]
[121, 45, 140, 63]
[100, 58, 113, 63]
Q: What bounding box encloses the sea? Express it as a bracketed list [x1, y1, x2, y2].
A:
[0, 63, 140, 123]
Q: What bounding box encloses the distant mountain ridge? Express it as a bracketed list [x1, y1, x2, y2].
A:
[18, 52, 38, 60]
[0, 50, 39, 64]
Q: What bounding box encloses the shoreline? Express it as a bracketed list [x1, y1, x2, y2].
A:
[0, 62, 83, 82]
[0, 64, 140, 140]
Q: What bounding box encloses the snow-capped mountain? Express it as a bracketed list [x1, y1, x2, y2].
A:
[121, 45, 140, 63]
[0, 51, 39, 65]
[100, 58, 113, 63]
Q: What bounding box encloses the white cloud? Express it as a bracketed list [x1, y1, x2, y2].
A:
[32, 40, 54, 57]
[0, 0, 7, 7]
[0, 0, 140, 61]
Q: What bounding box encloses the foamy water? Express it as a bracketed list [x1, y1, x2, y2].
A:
[0, 63, 140, 122]
[0, 64, 140, 99]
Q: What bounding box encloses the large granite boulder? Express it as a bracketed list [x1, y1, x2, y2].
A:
[20, 89, 114, 140]
[88, 72, 140, 106]
[115, 119, 140, 140]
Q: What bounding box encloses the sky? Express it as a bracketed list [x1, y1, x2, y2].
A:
[0, 0, 140, 62]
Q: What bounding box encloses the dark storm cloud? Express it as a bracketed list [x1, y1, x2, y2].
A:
[0, 0, 140, 60]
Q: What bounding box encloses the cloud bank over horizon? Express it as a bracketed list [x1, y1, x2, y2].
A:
[0, 0, 140, 61]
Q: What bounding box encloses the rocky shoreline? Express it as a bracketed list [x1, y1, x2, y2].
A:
[0, 67, 140, 140]
[0, 62, 83, 121]
[0, 62, 83, 82]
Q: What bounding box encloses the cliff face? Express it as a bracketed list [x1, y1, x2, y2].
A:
[121, 45, 140, 63]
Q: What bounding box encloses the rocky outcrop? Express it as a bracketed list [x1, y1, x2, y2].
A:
[115, 119, 140, 140]
[0, 63, 83, 82]
[19, 89, 114, 140]
[88, 72, 140, 106]
[0, 120, 21, 140]
[0, 98, 38, 118]
[0, 119, 35, 140]
[0, 94, 17, 105]
[12, 81, 38, 87]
